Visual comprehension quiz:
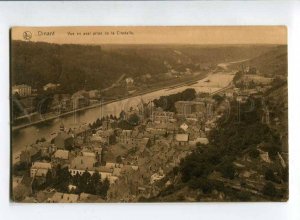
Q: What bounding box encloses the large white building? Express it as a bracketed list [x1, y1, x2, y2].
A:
[12, 84, 32, 97]
[68, 154, 118, 184]
[30, 162, 52, 178]
[151, 109, 175, 124]
[43, 83, 60, 91]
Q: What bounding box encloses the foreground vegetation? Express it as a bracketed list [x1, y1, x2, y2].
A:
[150, 97, 288, 201]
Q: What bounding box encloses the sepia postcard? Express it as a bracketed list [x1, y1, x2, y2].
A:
[10, 26, 288, 203]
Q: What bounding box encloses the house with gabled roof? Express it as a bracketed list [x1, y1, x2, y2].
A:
[30, 162, 52, 178]
[174, 134, 189, 146]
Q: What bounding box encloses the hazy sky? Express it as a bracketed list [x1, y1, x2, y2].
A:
[12, 26, 287, 45]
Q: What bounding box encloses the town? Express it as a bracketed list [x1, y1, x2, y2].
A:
[12, 62, 288, 202]
[11, 60, 212, 130]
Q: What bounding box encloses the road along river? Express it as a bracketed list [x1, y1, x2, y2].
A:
[12, 66, 238, 163]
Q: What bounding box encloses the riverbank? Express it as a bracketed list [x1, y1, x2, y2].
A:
[12, 72, 209, 132]
[11, 58, 247, 163]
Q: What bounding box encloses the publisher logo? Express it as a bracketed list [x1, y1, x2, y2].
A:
[23, 31, 32, 41]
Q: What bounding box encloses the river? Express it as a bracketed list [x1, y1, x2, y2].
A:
[12, 67, 237, 162]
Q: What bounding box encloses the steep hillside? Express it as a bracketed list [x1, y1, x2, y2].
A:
[11, 41, 167, 93]
[147, 97, 288, 202]
[265, 83, 288, 152]
[230, 45, 287, 77]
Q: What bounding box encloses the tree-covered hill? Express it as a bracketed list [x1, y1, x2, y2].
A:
[11, 41, 275, 93]
[11, 41, 167, 93]
[230, 45, 287, 77]
[147, 98, 288, 202]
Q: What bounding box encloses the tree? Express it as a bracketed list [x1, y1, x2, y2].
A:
[188, 177, 202, 190]
[109, 134, 117, 145]
[128, 113, 140, 126]
[199, 179, 213, 194]
[188, 177, 213, 194]
[13, 184, 30, 202]
[212, 94, 224, 103]
[119, 110, 126, 120]
[116, 155, 122, 164]
[196, 142, 203, 147]
[153, 88, 196, 112]
[91, 171, 101, 186]
[118, 120, 134, 130]
[180, 147, 215, 183]
[281, 168, 288, 183]
[249, 148, 260, 159]
[11, 94, 24, 120]
[31, 178, 39, 193]
[98, 178, 110, 198]
[265, 169, 277, 182]
[248, 67, 257, 75]
[263, 182, 277, 198]
[72, 172, 81, 188]
[236, 191, 251, 201]
[233, 70, 243, 84]
[85, 171, 101, 194]
[267, 146, 281, 160]
[79, 170, 91, 193]
[53, 165, 70, 192]
[220, 162, 235, 180]
[13, 162, 28, 173]
[177, 97, 286, 199]
[173, 166, 179, 175]
[45, 170, 53, 186]
[35, 94, 54, 114]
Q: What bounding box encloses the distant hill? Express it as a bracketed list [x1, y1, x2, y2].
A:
[11, 41, 276, 93]
[11, 41, 167, 93]
[230, 45, 287, 77]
